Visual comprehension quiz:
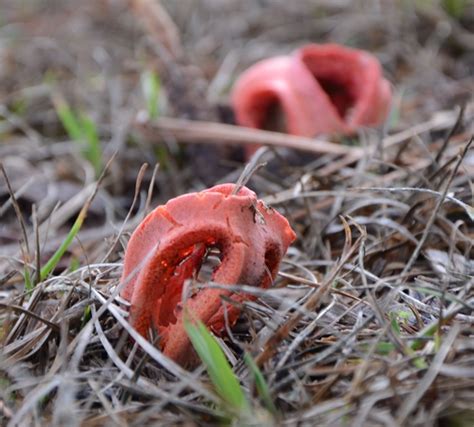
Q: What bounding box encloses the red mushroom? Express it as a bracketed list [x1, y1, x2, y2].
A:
[231, 55, 345, 137]
[120, 184, 296, 366]
[231, 44, 391, 154]
[294, 44, 392, 132]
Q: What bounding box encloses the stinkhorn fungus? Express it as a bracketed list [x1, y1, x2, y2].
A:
[231, 43, 391, 151]
[294, 44, 392, 132]
[120, 183, 296, 366]
[231, 55, 345, 137]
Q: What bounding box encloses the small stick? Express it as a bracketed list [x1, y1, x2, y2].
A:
[435, 104, 465, 164]
[32, 205, 41, 286]
[401, 136, 473, 277]
[1, 163, 30, 255]
[232, 146, 269, 195]
[128, 0, 182, 59]
[137, 117, 361, 157]
[102, 163, 148, 263]
[136, 105, 472, 162]
[144, 163, 160, 218]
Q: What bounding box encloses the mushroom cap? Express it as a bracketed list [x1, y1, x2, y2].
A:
[120, 183, 296, 365]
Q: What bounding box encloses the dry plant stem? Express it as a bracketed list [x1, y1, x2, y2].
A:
[319, 113, 470, 177]
[4, 282, 43, 345]
[3, 285, 74, 365]
[0, 271, 16, 286]
[278, 271, 363, 303]
[32, 204, 41, 285]
[1, 162, 31, 256]
[101, 163, 148, 263]
[348, 323, 390, 402]
[136, 104, 472, 169]
[275, 297, 337, 371]
[8, 377, 62, 426]
[396, 324, 461, 423]
[128, 0, 182, 59]
[0, 302, 59, 332]
[90, 306, 193, 411]
[232, 146, 269, 195]
[356, 230, 412, 362]
[136, 118, 361, 156]
[0, 176, 36, 217]
[434, 104, 465, 164]
[144, 163, 160, 218]
[255, 217, 362, 366]
[351, 187, 472, 217]
[401, 136, 473, 277]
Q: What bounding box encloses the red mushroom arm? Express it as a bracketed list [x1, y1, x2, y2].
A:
[231, 55, 346, 138]
[294, 44, 392, 130]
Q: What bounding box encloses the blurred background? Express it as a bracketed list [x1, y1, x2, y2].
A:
[1, 0, 473, 267]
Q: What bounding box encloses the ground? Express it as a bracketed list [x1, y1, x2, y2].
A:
[0, 1, 473, 426]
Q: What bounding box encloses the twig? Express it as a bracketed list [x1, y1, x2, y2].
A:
[144, 163, 160, 218]
[1, 163, 31, 255]
[401, 137, 473, 277]
[32, 205, 41, 286]
[255, 217, 362, 366]
[434, 104, 465, 164]
[396, 324, 460, 423]
[128, 0, 182, 59]
[232, 146, 269, 195]
[102, 163, 148, 262]
[0, 302, 60, 333]
[136, 117, 362, 156]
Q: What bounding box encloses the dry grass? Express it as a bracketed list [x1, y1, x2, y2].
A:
[1, 0, 473, 425]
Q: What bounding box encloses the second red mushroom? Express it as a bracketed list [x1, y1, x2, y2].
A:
[231, 43, 392, 154]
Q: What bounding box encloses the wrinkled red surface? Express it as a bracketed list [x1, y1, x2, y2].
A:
[231, 55, 345, 137]
[295, 44, 391, 130]
[232, 43, 391, 152]
[120, 184, 296, 366]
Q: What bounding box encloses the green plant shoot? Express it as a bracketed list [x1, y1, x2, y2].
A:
[53, 96, 102, 177]
[141, 70, 161, 120]
[184, 313, 250, 415]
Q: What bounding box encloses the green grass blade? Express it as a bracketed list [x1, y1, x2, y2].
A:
[184, 314, 250, 414]
[55, 102, 83, 141]
[141, 70, 161, 120]
[53, 96, 102, 177]
[389, 312, 401, 335]
[39, 209, 85, 281]
[442, 0, 468, 18]
[243, 353, 277, 415]
[38, 153, 113, 282]
[24, 266, 33, 292]
[79, 113, 102, 176]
